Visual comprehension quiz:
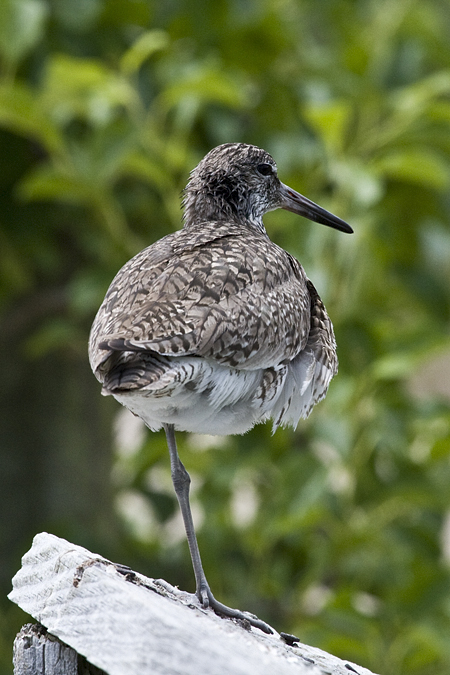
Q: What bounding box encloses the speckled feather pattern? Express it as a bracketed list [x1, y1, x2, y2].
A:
[89, 144, 340, 435]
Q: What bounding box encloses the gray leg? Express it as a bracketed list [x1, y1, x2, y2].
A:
[164, 422, 209, 604]
[163, 423, 273, 634]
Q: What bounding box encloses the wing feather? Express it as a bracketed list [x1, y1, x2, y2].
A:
[89, 222, 311, 376]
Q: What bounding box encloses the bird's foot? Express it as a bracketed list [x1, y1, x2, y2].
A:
[196, 583, 273, 634]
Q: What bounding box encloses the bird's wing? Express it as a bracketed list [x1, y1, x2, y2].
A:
[305, 279, 338, 379]
[267, 279, 338, 428]
[289, 279, 338, 419]
[89, 223, 311, 376]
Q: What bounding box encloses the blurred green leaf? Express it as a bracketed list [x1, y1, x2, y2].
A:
[373, 149, 450, 189]
[329, 159, 383, 206]
[120, 30, 169, 75]
[373, 353, 427, 381]
[17, 164, 94, 203]
[41, 54, 138, 127]
[392, 71, 450, 116]
[121, 151, 173, 191]
[0, 83, 64, 154]
[303, 100, 353, 154]
[0, 0, 47, 65]
[159, 64, 249, 111]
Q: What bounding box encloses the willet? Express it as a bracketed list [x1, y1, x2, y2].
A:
[89, 143, 353, 633]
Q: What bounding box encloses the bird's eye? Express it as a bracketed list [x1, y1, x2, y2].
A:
[257, 163, 274, 177]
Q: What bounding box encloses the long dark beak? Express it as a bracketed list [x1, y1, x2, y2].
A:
[279, 183, 353, 234]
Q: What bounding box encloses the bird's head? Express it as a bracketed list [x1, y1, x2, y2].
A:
[182, 143, 353, 235]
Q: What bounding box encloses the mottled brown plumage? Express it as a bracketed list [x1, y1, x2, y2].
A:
[89, 143, 352, 634]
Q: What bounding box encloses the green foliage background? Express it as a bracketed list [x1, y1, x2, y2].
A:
[1, 0, 450, 673]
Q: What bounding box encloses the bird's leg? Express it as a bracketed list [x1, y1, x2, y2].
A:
[164, 423, 208, 603]
[163, 423, 273, 634]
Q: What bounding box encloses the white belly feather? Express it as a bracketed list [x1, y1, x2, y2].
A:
[109, 350, 332, 436]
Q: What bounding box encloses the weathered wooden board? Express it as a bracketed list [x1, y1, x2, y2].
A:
[9, 533, 379, 675]
[13, 623, 105, 675]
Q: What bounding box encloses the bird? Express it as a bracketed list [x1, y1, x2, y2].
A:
[89, 142, 353, 634]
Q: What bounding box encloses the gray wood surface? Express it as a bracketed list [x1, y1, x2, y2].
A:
[13, 624, 78, 675]
[9, 533, 380, 675]
[13, 623, 105, 675]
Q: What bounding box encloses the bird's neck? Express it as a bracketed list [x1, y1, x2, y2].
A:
[182, 190, 267, 234]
